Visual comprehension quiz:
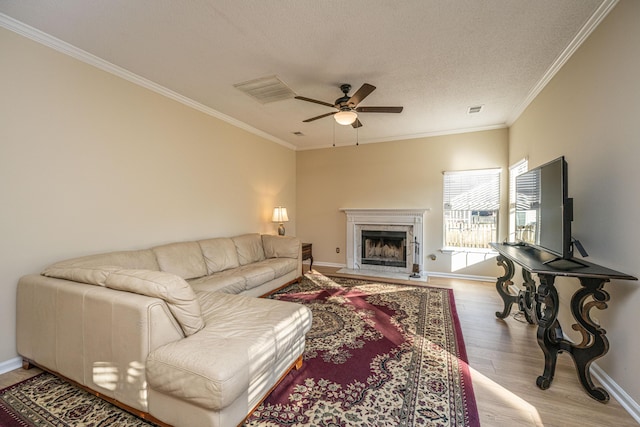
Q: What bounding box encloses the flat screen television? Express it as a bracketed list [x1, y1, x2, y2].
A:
[514, 156, 574, 260]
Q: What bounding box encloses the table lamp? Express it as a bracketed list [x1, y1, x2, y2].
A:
[272, 206, 289, 236]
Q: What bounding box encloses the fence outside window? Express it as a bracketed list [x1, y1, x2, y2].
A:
[444, 210, 497, 249]
[443, 168, 501, 250]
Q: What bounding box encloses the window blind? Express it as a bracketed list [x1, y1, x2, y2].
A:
[509, 159, 528, 208]
[515, 168, 540, 210]
[443, 168, 501, 211]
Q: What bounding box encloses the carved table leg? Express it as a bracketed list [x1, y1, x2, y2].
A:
[534, 274, 562, 390]
[519, 269, 537, 324]
[533, 274, 611, 402]
[568, 277, 610, 402]
[495, 255, 518, 319]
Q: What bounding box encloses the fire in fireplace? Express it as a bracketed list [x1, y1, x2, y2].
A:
[361, 230, 407, 268]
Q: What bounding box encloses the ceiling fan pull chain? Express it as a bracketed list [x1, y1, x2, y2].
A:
[333, 120, 336, 147]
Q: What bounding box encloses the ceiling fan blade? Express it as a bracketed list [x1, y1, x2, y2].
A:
[302, 111, 337, 122]
[295, 96, 335, 108]
[348, 83, 376, 107]
[352, 118, 363, 128]
[356, 106, 403, 113]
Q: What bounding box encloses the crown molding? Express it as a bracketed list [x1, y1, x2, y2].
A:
[0, 13, 296, 151]
[506, 0, 619, 126]
[2, 0, 618, 153]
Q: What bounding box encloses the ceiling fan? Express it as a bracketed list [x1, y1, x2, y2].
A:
[295, 83, 403, 128]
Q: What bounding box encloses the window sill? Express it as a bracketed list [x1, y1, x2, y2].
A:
[440, 247, 498, 255]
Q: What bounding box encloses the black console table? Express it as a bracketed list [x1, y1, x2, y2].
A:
[489, 242, 637, 402]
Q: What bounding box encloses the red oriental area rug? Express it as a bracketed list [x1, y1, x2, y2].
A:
[244, 273, 479, 427]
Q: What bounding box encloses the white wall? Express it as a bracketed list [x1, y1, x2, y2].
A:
[0, 27, 296, 363]
[509, 0, 640, 403]
[296, 129, 508, 278]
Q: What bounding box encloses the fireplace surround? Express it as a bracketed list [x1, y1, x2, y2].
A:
[341, 209, 429, 276]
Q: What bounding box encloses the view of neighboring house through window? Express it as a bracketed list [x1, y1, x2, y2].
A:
[508, 159, 528, 241]
[443, 168, 501, 250]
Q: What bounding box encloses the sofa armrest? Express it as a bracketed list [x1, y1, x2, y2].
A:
[17, 274, 184, 412]
[262, 235, 300, 259]
[42, 267, 205, 336]
[262, 235, 302, 276]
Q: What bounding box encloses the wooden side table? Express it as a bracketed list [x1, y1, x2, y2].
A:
[302, 243, 313, 273]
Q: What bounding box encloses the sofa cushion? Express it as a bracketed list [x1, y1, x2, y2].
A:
[232, 233, 265, 266]
[256, 258, 298, 278]
[188, 270, 246, 294]
[235, 264, 275, 289]
[146, 293, 312, 410]
[262, 235, 300, 259]
[46, 249, 160, 271]
[198, 238, 240, 274]
[42, 265, 121, 286]
[105, 269, 205, 337]
[152, 242, 207, 280]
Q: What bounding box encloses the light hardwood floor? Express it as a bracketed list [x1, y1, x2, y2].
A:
[1, 267, 637, 426]
[314, 266, 637, 427]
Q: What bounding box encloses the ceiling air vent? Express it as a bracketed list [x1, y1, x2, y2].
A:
[467, 105, 483, 114]
[233, 75, 295, 104]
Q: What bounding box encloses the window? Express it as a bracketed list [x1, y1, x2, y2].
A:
[508, 159, 528, 240]
[443, 168, 501, 250]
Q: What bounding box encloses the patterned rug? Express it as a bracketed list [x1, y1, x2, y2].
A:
[0, 273, 479, 427]
[0, 372, 157, 426]
[245, 273, 479, 426]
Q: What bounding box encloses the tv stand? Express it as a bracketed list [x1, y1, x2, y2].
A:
[542, 256, 589, 269]
[489, 242, 637, 402]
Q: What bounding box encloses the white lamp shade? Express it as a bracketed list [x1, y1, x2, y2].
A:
[334, 110, 358, 125]
[272, 207, 289, 222]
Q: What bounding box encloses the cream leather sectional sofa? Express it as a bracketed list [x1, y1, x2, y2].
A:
[16, 233, 313, 427]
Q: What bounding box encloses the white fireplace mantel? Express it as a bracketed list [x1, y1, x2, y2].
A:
[340, 208, 430, 274]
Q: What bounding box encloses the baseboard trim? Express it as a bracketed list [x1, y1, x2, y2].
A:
[591, 363, 640, 423]
[0, 357, 23, 375]
[559, 332, 640, 423]
[312, 261, 347, 269]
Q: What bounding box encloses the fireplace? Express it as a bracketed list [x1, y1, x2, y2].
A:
[341, 208, 429, 276]
[361, 230, 407, 268]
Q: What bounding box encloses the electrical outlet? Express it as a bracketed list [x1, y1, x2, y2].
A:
[336, 247, 340, 253]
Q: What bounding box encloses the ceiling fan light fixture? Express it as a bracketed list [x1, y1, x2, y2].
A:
[297, 83, 402, 127]
[334, 110, 358, 125]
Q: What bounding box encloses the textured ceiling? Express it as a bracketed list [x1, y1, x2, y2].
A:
[0, 0, 614, 150]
